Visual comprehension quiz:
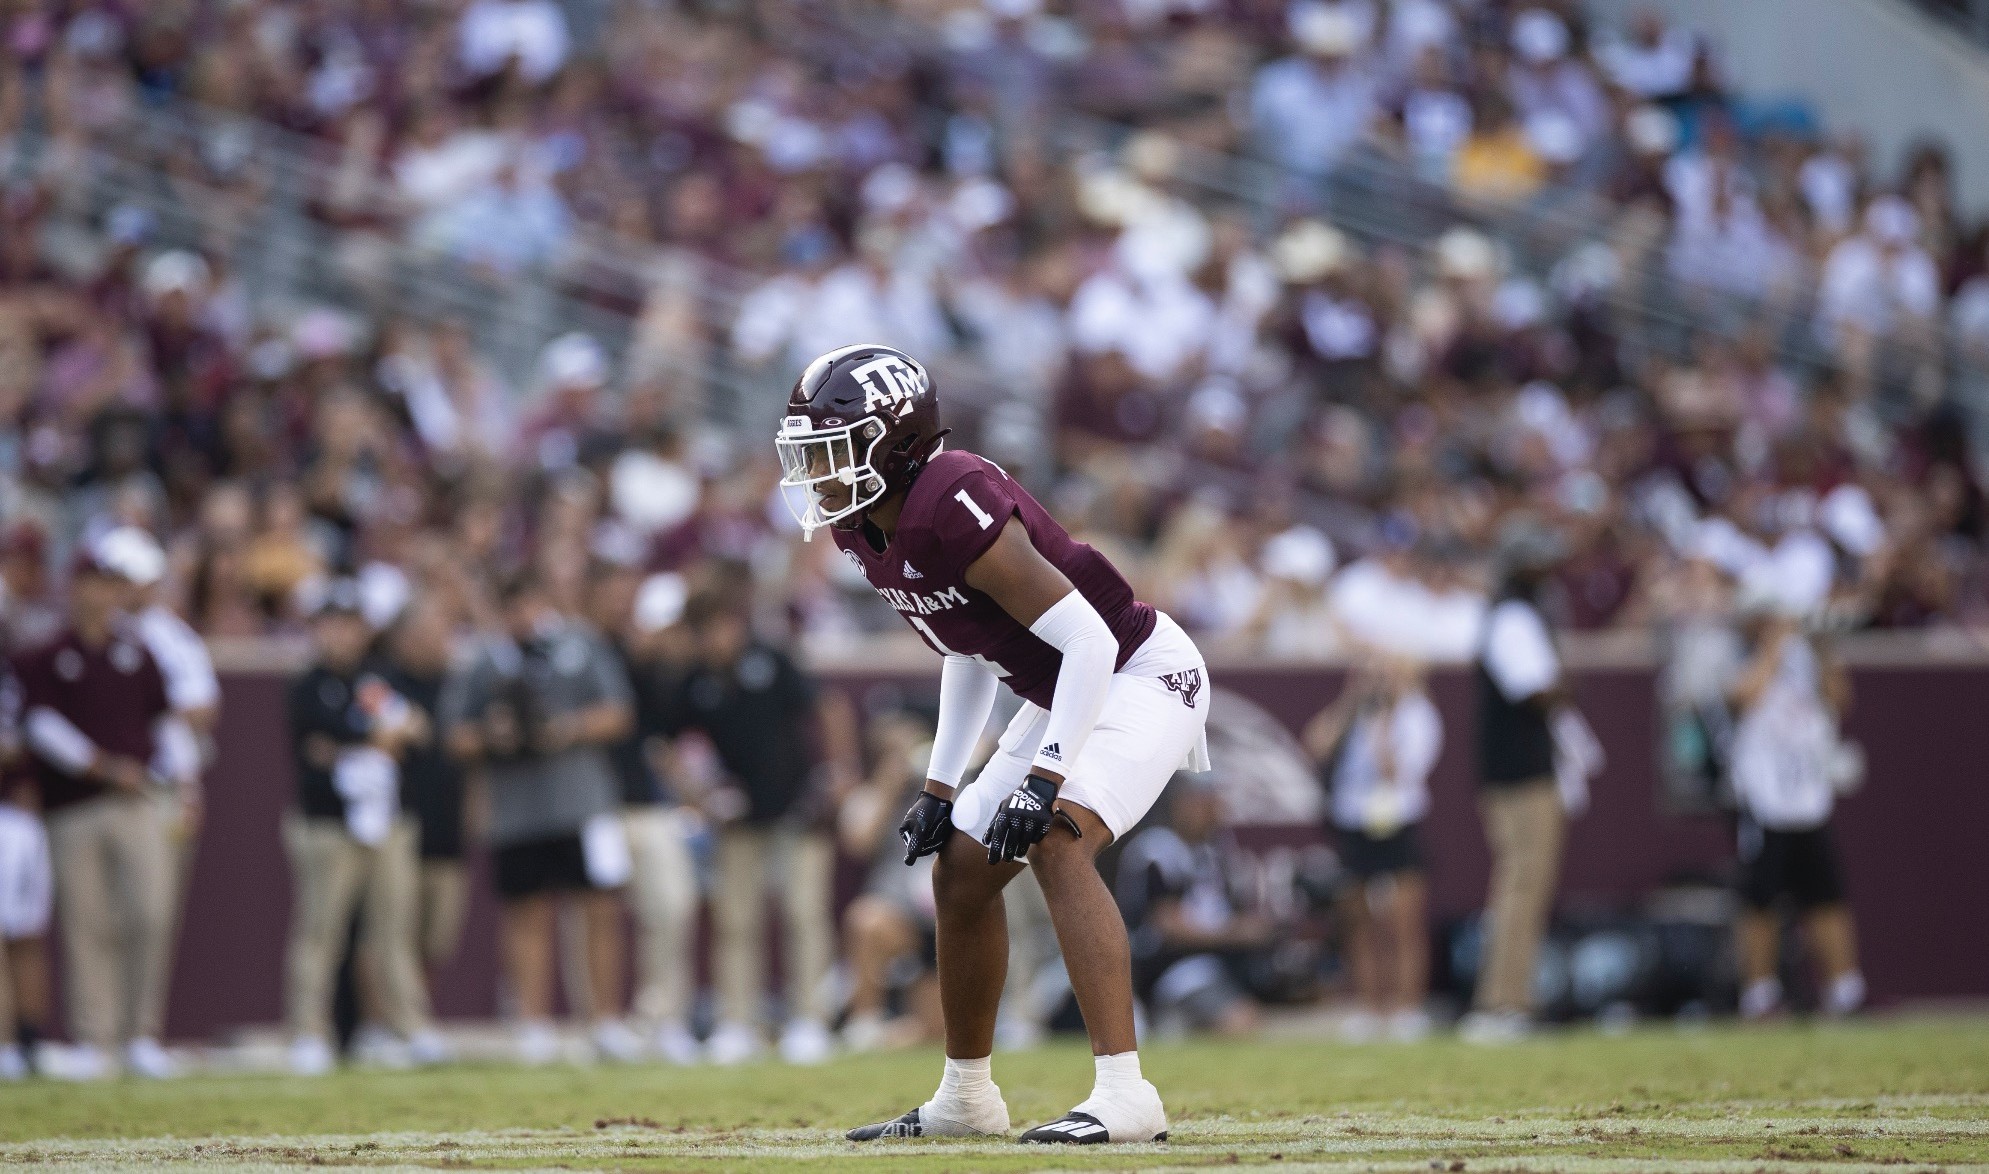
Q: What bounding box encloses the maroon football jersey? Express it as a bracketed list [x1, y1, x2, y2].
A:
[834, 450, 1156, 708]
[12, 621, 170, 811]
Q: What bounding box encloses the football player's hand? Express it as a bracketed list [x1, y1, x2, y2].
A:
[897, 789, 954, 865]
[986, 774, 1070, 865]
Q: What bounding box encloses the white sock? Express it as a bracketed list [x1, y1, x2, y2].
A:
[924, 1055, 1006, 1133]
[938, 1055, 996, 1102]
[1093, 1051, 1144, 1093]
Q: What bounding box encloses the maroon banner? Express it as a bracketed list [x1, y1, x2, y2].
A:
[160, 661, 1989, 1040]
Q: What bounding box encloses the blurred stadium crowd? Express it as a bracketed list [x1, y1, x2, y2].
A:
[0, 0, 1952, 1074]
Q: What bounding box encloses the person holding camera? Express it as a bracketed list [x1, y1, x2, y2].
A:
[1728, 598, 1864, 1019]
[282, 580, 438, 1075]
[656, 588, 856, 1066]
[1305, 652, 1442, 1043]
[442, 573, 638, 1065]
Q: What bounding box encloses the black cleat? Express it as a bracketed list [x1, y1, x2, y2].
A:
[1019, 1111, 1166, 1144]
[847, 1109, 927, 1141]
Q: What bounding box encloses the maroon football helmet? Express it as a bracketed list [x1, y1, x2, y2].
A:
[776, 344, 946, 538]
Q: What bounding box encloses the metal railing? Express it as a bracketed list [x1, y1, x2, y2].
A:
[15, 93, 786, 427]
[764, 0, 1989, 421]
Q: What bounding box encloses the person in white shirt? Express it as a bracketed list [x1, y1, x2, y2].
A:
[1462, 520, 1569, 1043]
[1248, 4, 1380, 180]
[1817, 196, 1941, 371]
[1304, 652, 1441, 1043]
[1727, 604, 1864, 1020]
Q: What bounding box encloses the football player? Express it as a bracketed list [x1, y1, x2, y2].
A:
[776, 345, 1211, 1145]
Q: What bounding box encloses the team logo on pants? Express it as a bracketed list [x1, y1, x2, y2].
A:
[1159, 668, 1203, 709]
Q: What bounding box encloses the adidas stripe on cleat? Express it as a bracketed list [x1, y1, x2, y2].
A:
[847, 1104, 1007, 1141]
[847, 1110, 926, 1141]
[1019, 1111, 1164, 1144]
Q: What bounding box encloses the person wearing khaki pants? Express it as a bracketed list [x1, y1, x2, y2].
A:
[282, 813, 429, 1047]
[1462, 522, 1571, 1043]
[624, 804, 698, 1057]
[657, 590, 858, 1066]
[44, 792, 175, 1058]
[282, 581, 438, 1074]
[15, 549, 180, 1079]
[1473, 779, 1564, 1017]
[712, 823, 835, 1042]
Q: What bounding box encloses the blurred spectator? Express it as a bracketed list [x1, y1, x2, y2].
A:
[378, 598, 470, 982]
[1728, 601, 1865, 1020]
[1249, 3, 1380, 180]
[442, 573, 637, 1065]
[282, 580, 438, 1076]
[838, 711, 943, 1053]
[0, 526, 62, 653]
[657, 589, 855, 1066]
[1305, 653, 1440, 1043]
[0, 656, 52, 1081]
[1115, 774, 1272, 1037]
[14, 547, 175, 1079]
[590, 565, 701, 1065]
[1461, 520, 1569, 1044]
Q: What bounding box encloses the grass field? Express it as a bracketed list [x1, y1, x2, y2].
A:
[2, 1017, 1986, 1171]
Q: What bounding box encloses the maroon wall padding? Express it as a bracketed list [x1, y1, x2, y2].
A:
[159, 663, 1989, 1040]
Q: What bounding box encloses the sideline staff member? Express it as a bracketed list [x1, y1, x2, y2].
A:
[1461, 521, 1567, 1044]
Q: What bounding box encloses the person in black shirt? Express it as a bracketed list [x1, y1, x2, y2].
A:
[282, 580, 439, 1075]
[657, 588, 857, 1065]
[379, 596, 469, 978]
[587, 562, 700, 1064]
[1114, 776, 1271, 1038]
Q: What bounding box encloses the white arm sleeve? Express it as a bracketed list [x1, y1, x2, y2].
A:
[26, 707, 98, 775]
[927, 655, 1000, 789]
[1026, 590, 1117, 777]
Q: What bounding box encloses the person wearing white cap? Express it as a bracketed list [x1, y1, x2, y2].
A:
[589, 566, 702, 1065]
[1817, 194, 1941, 365]
[87, 526, 215, 1076]
[1249, 1, 1381, 179]
[1240, 525, 1340, 658]
[1725, 590, 1864, 1021]
[12, 543, 179, 1080]
[1504, 8, 1609, 157]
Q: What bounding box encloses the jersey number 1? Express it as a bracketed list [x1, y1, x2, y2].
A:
[955, 488, 995, 530]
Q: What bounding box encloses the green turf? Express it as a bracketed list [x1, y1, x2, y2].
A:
[2, 1017, 1986, 1170]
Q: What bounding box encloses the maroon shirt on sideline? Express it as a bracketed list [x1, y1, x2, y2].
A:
[12, 622, 169, 811]
[834, 450, 1156, 709]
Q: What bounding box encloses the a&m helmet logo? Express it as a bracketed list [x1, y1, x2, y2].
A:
[850, 355, 926, 419]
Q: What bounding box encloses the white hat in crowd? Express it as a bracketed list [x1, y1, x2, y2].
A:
[1261, 525, 1336, 587]
[142, 250, 210, 302]
[1863, 196, 1919, 246]
[92, 525, 168, 587]
[1510, 8, 1570, 64]
[1290, 1, 1368, 57]
[634, 572, 689, 634]
[540, 332, 608, 389]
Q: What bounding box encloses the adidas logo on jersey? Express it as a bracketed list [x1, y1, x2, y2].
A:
[1039, 743, 1062, 762]
[902, 560, 923, 579]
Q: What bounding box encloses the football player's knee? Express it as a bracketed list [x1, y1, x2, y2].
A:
[931, 852, 995, 915]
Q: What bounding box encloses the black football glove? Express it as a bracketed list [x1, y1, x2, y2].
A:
[898, 790, 955, 865]
[986, 773, 1079, 865]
